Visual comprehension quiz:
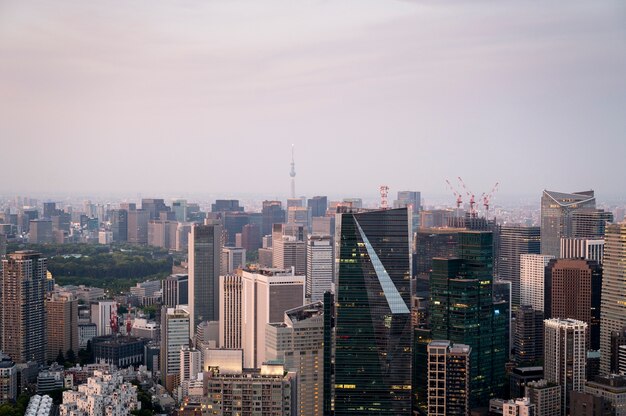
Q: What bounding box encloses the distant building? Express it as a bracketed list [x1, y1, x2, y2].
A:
[272, 223, 306, 275]
[221, 246, 246, 275]
[498, 225, 540, 306]
[141, 198, 170, 220]
[46, 293, 79, 362]
[306, 234, 333, 302]
[127, 209, 149, 244]
[414, 227, 461, 276]
[30, 220, 53, 244]
[561, 238, 605, 264]
[160, 306, 190, 392]
[162, 274, 188, 308]
[241, 223, 261, 252]
[307, 196, 328, 218]
[262, 200, 285, 236]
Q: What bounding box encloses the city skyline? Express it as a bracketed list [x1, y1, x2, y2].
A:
[1, 1, 625, 197]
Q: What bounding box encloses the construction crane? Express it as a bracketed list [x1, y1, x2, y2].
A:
[481, 182, 500, 214]
[457, 176, 476, 217]
[379, 185, 389, 209]
[445, 179, 463, 209]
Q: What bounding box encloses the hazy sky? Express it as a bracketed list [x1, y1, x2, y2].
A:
[1, 0, 625, 199]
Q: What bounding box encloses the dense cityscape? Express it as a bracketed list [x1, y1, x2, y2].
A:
[0, 180, 625, 416]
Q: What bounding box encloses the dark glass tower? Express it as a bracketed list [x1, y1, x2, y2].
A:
[497, 225, 540, 306]
[430, 231, 507, 407]
[334, 208, 412, 415]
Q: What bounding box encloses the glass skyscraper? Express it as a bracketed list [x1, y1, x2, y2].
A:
[334, 207, 412, 415]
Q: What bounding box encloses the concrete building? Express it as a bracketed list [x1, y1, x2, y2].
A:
[29, 220, 53, 244]
[520, 254, 555, 312]
[59, 370, 139, 416]
[272, 223, 306, 276]
[188, 220, 222, 337]
[287, 206, 312, 231]
[544, 318, 587, 414]
[241, 268, 305, 368]
[526, 379, 562, 416]
[0, 353, 17, 404]
[219, 274, 242, 349]
[306, 234, 333, 302]
[584, 374, 626, 416]
[160, 306, 190, 392]
[91, 301, 117, 337]
[266, 302, 324, 416]
[179, 346, 202, 398]
[561, 238, 605, 264]
[502, 397, 536, 416]
[162, 274, 188, 308]
[220, 246, 246, 275]
[600, 223, 626, 374]
[427, 340, 471, 416]
[569, 390, 612, 416]
[91, 336, 146, 368]
[46, 293, 79, 362]
[1, 251, 47, 365]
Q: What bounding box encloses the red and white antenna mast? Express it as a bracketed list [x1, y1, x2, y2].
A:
[379, 185, 389, 209]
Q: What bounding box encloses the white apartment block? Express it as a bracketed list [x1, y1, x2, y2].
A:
[520, 254, 554, 311]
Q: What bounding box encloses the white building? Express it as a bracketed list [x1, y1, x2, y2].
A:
[242, 268, 305, 368]
[178, 346, 202, 400]
[306, 235, 333, 302]
[544, 318, 587, 413]
[520, 254, 555, 311]
[560, 237, 605, 264]
[221, 247, 246, 275]
[160, 306, 190, 392]
[502, 397, 535, 416]
[219, 274, 242, 349]
[59, 370, 139, 416]
[25, 395, 53, 416]
[90, 301, 117, 336]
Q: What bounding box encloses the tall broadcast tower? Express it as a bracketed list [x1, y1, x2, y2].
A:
[290, 144, 296, 198]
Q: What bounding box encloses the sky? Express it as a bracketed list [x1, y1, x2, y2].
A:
[1, 0, 625, 200]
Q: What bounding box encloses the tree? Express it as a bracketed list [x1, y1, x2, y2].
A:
[66, 349, 76, 363]
[56, 350, 65, 364]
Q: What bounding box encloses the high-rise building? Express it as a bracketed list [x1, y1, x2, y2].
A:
[141, 198, 170, 220]
[272, 223, 306, 275]
[393, 191, 421, 233]
[219, 274, 242, 349]
[287, 206, 312, 231]
[29, 220, 53, 244]
[127, 209, 149, 244]
[526, 379, 562, 416]
[241, 223, 261, 252]
[90, 300, 117, 337]
[172, 199, 188, 222]
[498, 225, 541, 306]
[188, 220, 222, 337]
[545, 258, 602, 350]
[334, 208, 412, 415]
[1, 251, 47, 365]
[600, 223, 626, 375]
[414, 227, 462, 277]
[43, 202, 57, 219]
[520, 254, 555, 312]
[179, 346, 202, 384]
[266, 302, 324, 416]
[223, 212, 249, 246]
[561, 238, 605, 264]
[221, 246, 246, 275]
[541, 190, 612, 257]
[162, 274, 188, 307]
[430, 231, 508, 406]
[262, 200, 285, 237]
[241, 268, 305, 368]
[427, 340, 471, 416]
[544, 318, 587, 414]
[46, 293, 78, 362]
[160, 306, 190, 392]
[306, 234, 333, 302]
[211, 199, 243, 213]
[307, 196, 328, 218]
[515, 305, 544, 366]
[583, 374, 626, 416]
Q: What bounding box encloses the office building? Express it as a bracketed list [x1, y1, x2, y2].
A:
[219, 274, 243, 349]
[148, 219, 177, 250]
[287, 206, 312, 231]
[266, 302, 324, 416]
[141, 198, 170, 220]
[544, 318, 587, 413]
[221, 246, 246, 275]
[29, 220, 53, 244]
[92, 336, 146, 368]
[414, 227, 461, 276]
[498, 225, 540, 306]
[545, 258, 602, 350]
[311, 216, 334, 236]
[509, 366, 544, 400]
[0, 354, 17, 404]
[1, 251, 47, 364]
[561, 238, 605, 264]
[262, 200, 285, 236]
[188, 220, 222, 337]
[515, 305, 544, 366]
[541, 190, 611, 257]
[223, 212, 249, 246]
[427, 340, 471, 416]
[172, 199, 187, 222]
[430, 231, 508, 406]
[162, 274, 188, 307]
[91, 301, 117, 337]
[600, 223, 626, 375]
[569, 390, 612, 416]
[241, 268, 305, 368]
[241, 223, 261, 252]
[179, 346, 202, 384]
[308, 196, 328, 218]
[526, 379, 562, 416]
[272, 223, 306, 275]
[46, 293, 79, 362]
[520, 254, 555, 312]
[211, 199, 243, 213]
[160, 306, 190, 392]
[306, 234, 333, 302]
[127, 209, 149, 244]
[334, 207, 412, 414]
[584, 375, 626, 416]
[393, 190, 421, 233]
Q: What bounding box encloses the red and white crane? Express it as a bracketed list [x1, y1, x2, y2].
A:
[481, 182, 499, 214]
[457, 176, 477, 217]
[445, 179, 463, 209]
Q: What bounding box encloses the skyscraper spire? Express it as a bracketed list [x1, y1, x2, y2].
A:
[290, 144, 296, 198]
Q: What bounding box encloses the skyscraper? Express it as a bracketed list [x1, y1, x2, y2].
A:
[46, 293, 79, 362]
[520, 254, 555, 312]
[188, 220, 222, 337]
[427, 340, 471, 416]
[544, 318, 587, 414]
[262, 200, 285, 236]
[110, 209, 128, 243]
[334, 208, 412, 415]
[514, 305, 544, 365]
[162, 274, 188, 307]
[306, 234, 333, 302]
[497, 225, 540, 306]
[307, 196, 328, 218]
[393, 191, 421, 233]
[219, 274, 242, 349]
[541, 190, 611, 257]
[1, 251, 47, 365]
[430, 231, 508, 406]
[272, 223, 306, 275]
[599, 222, 626, 375]
[127, 209, 149, 244]
[545, 258, 602, 350]
[160, 306, 190, 392]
